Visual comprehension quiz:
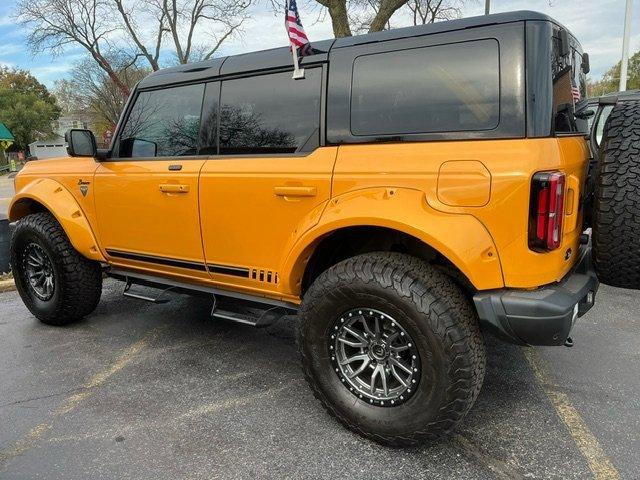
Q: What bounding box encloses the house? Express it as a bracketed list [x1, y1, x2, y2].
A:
[28, 136, 68, 159]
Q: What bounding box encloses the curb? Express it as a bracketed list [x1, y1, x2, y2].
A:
[0, 278, 15, 293]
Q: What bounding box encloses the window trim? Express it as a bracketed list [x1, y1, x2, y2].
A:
[348, 38, 502, 137]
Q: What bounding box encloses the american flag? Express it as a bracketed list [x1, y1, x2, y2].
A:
[285, 0, 312, 56]
[571, 80, 582, 102]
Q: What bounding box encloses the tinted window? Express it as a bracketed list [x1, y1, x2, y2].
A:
[350, 40, 500, 136]
[119, 83, 205, 158]
[551, 31, 588, 134]
[219, 69, 321, 155]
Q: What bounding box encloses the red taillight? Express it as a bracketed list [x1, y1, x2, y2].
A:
[529, 171, 565, 251]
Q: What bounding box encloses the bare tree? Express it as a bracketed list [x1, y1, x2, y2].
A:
[53, 57, 149, 135]
[406, 0, 464, 25]
[275, 0, 458, 38]
[112, 0, 251, 65]
[16, 0, 253, 94]
[112, 0, 166, 70]
[148, 0, 251, 63]
[16, 0, 132, 95]
[288, 0, 406, 37]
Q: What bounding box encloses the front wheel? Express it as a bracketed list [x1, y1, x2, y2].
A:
[298, 253, 485, 446]
[10, 212, 102, 326]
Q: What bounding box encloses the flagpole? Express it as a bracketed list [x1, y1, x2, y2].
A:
[292, 45, 305, 79]
[619, 0, 633, 91]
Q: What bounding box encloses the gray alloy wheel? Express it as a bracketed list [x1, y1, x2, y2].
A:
[22, 242, 56, 301]
[330, 308, 421, 407]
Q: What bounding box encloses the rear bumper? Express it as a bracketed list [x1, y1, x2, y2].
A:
[473, 244, 599, 346]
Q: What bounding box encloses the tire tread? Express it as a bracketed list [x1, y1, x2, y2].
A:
[10, 212, 102, 325]
[298, 252, 485, 446]
[593, 101, 640, 289]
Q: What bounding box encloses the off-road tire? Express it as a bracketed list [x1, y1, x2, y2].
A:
[10, 212, 102, 325]
[298, 252, 485, 446]
[593, 100, 640, 289]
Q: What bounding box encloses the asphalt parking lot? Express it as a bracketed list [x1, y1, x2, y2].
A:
[0, 280, 638, 479]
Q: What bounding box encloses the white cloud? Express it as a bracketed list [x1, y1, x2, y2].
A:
[0, 42, 24, 56]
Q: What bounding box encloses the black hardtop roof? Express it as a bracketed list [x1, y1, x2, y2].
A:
[138, 10, 559, 89]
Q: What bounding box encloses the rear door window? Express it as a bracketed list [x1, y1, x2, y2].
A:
[350, 39, 500, 136]
[218, 69, 321, 155]
[118, 83, 205, 158]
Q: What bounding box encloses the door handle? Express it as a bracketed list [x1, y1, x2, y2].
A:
[159, 184, 189, 193]
[274, 186, 317, 197]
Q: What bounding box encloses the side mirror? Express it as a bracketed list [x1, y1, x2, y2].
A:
[119, 137, 158, 158]
[65, 129, 97, 157]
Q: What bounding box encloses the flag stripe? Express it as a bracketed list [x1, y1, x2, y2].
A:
[285, 0, 312, 57]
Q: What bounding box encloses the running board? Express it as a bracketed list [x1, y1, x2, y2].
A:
[123, 279, 172, 304]
[108, 268, 298, 318]
[209, 301, 284, 327]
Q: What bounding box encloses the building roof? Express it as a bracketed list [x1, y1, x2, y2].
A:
[138, 10, 561, 89]
[0, 122, 14, 141]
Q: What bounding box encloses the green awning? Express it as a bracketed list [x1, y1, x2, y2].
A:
[0, 122, 14, 141]
[0, 122, 14, 150]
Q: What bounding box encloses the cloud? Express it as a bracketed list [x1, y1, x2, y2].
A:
[0, 43, 24, 57]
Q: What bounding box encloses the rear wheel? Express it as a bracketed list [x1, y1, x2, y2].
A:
[593, 100, 640, 289]
[10, 212, 102, 325]
[298, 252, 485, 446]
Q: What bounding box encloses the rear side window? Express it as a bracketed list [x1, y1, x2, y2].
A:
[350, 40, 500, 136]
[218, 69, 321, 155]
[118, 83, 205, 158]
[551, 31, 588, 134]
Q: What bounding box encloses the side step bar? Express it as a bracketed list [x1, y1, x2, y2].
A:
[123, 279, 172, 304]
[108, 268, 298, 327]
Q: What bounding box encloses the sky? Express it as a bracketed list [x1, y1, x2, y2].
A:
[0, 0, 638, 88]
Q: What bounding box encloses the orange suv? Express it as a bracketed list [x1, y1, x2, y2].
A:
[11, 11, 639, 445]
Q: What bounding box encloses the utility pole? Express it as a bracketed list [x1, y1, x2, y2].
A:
[620, 0, 633, 91]
[485, 0, 490, 15]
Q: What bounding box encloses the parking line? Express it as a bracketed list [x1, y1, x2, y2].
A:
[0, 325, 165, 469]
[522, 348, 620, 480]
